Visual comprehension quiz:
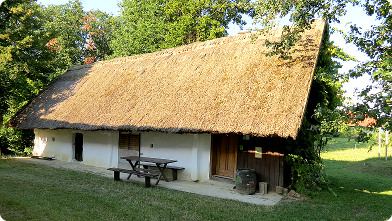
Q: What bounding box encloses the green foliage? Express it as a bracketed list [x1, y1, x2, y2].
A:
[285, 153, 329, 195]
[0, 0, 57, 116]
[285, 117, 331, 195]
[340, 125, 365, 139]
[0, 0, 61, 154]
[284, 26, 353, 194]
[355, 130, 372, 143]
[344, 0, 392, 131]
[109, 0, 252, 58]
[252, 0, 392, 131]
[42, 0, 85, 65]
[163, 0, 252, 46]
[0, 0, 114, 155]
[1, 113, 34, 156]
[108, 0, 167, 58]
[82, 10, 114, 62]
[307, 24, 354, 149]
[43, 0, 114, 65]
[252, 0, 359, 59]
[0, 126, 34, 156]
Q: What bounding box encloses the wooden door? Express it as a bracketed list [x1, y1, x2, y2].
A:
[212, 134, 237, 178]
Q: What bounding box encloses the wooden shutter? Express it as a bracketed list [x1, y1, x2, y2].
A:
[119, 132, 140, 151]
[129, 135, 140, 151]
[119, 133, 130, 150]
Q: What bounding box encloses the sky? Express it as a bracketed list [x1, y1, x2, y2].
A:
[37, 0, 379, 104]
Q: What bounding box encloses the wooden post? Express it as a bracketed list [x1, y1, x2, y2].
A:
[114, 171, 120, 181]
[145, 177, 151, 188]
[386, 131, 389, 161]
[172, 170, 178, 181]
[379, 128, 382, 158]
[0, 115, 2, 158]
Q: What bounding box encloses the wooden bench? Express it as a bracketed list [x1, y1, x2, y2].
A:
[138, 163, 185, 181]
[31, 156, 55, 160]
[133, 167, 161, 174]
[107, 168, 159, 188]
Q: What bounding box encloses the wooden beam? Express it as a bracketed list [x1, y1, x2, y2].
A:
[386, 131, 389, 161]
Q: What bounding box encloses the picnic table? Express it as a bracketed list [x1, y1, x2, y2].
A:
[121, 156, 177, 185]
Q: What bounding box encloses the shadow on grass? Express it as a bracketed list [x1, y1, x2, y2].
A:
[0, 198, 41, 221]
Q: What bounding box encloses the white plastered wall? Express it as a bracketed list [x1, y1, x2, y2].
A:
[33, 129, 119, 168]
[139, 132, 211, 182]
[33, 129, 212, 181]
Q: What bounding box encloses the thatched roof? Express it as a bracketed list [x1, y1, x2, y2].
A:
[8, 19, 326, 139]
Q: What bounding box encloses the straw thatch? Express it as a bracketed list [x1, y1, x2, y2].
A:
[8, 19, 326, 139]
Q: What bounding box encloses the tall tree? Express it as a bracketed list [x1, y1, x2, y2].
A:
[163, 0, 252, 46]
[82, 10, 114, 64]
[0, 0, 113, 155]
[250, 0, 362, 192]
[346, 0, 392, 131]
[252, 0, 358, 59]
[42, 0, 85, 66]
[284, 25, 354, 193]
[0, 0, 59, 154]
[43, 0, 113, 66]
[109, 0, 252, 58]
[0, 0, 58, 119]
[108, 0, 166, 58]
[252, 0, 391, 130]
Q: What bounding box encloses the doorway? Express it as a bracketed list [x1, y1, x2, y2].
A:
[211, 134, 238, 178]
[74, 133, 83, 161]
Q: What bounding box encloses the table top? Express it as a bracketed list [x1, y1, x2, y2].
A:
[121, 156, 177, 164]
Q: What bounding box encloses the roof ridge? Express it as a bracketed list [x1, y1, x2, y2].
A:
[68, 32, 260, 71]
[68, 25, 296, 72]
[68, 19, 325, 72]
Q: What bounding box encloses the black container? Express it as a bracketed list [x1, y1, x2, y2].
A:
[235, 169, 257, 195]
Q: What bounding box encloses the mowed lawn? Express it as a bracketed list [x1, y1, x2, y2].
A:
[0, 138, 391, 221]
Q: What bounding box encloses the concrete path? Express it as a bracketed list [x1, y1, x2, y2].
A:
[14, 157, 283, 206]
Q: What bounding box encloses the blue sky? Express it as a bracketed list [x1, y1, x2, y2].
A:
[38, 0, 379, 103]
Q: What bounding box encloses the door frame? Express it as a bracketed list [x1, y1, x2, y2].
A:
[73, 133, 83, 162]
[210, 133, 238, 179]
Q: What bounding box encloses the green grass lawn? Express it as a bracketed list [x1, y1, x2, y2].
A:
[0, 138, 391, 220]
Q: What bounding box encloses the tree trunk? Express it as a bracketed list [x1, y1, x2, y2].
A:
[0, 115, 2, 158]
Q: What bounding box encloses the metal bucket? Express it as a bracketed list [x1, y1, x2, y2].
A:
[235, 169, 257, 195]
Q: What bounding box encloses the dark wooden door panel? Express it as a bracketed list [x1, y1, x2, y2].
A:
[214, 134, 237, 178]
